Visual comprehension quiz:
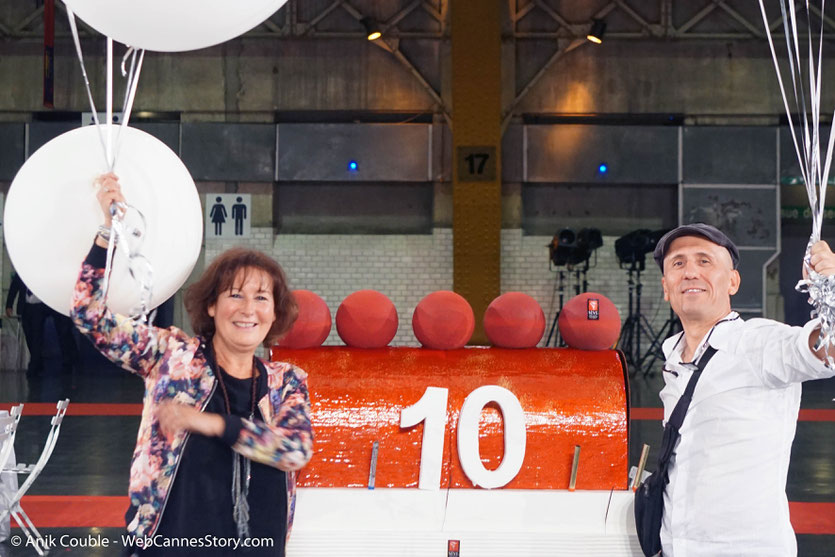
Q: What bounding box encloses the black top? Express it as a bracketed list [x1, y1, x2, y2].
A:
[138, 356, 287, 557]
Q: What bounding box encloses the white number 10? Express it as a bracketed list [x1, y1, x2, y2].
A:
[399, 385, 527, 490]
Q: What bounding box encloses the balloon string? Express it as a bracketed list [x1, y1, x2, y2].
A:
[65, 11, 144, 172]
[106, 38, 113, 170]
[65, 13, 155, 337]
[114, 49, 145, 164]
[762, 0, 835, 364]
[761, 2, 809, 196]
[66, 8, 108, 169]
[101, 202, 156, 337]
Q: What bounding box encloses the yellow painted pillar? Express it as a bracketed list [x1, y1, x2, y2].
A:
[451, 0, 502, 344]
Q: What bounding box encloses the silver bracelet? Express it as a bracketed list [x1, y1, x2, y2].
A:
[97, 225, 111, 241]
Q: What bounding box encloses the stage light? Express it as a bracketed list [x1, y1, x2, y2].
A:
[614, 229, 669, 269]
[570, 228, 603, 266]
[587, 19, 606, 44]
[362, 17, 382, 41]
[549, 228, 576, 267]
[548, 228, 602, 268]
[348, 160, 358, 172]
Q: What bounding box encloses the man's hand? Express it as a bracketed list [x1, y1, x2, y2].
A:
[805, 241, 835, 363]
[5, 307, 13, 318]
[804, 240, 835, 279]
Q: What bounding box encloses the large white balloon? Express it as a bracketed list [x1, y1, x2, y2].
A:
[4, 126, 203, 316]
[63, 0, 289, 52]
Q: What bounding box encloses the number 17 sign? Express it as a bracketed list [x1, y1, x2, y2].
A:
[457, 146, 497, 182]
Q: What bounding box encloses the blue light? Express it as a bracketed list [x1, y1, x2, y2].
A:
[598, 163, 608, 174]
[348, 160, 358, 172]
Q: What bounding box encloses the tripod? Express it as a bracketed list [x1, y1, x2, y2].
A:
[545, 270, 567, 347]
[638, 307, 680, 377]
[616, 260, 658, 377]
[573, 260, 590, 296]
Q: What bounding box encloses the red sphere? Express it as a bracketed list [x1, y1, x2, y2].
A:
[412, 291, 475, 349]
[483, 292, 546, 348]
[336, 290, 399, 348]
[558, 292, 621, 350]
[278, 290, 332, 349]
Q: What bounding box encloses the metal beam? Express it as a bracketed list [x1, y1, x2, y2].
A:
[502, 38, 586, 132]
[371, 38, 451, 126]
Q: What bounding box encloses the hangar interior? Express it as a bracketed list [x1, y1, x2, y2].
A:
[0, 1, 833, 555]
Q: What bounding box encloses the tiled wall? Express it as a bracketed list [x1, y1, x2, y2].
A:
[205, 228, 670, 348]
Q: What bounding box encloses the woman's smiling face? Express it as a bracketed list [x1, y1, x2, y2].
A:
[208, 267, 276, 354]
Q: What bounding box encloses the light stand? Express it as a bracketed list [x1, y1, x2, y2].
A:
[638, 307, 680, 376]
[545, 270, 567, 347]
[614, 228, 671, 376]
[545, 228, 601, 348]
[616, 259, 659, 377]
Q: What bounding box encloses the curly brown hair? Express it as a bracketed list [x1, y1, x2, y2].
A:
[185, 248, 298, 347]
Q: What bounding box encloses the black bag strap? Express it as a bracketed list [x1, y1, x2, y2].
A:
[655, 345, 718, 471]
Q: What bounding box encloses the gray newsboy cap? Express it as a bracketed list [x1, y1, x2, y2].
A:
[653, 223, 740, 272]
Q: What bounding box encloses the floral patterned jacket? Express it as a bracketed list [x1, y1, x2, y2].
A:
[71, 246, 313, 542]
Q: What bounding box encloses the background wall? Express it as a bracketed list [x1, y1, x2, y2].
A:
[205, 228, 666, 348]
[0, 0, 831, 364]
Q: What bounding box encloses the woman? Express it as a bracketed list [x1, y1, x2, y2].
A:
[71, 173, 313, 556]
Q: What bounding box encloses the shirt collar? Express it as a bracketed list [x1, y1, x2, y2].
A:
[663, 311, 740, 365]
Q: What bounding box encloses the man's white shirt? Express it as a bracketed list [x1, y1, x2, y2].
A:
[659, 312, 833, 557]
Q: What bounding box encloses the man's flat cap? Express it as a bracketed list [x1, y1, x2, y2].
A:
[653, 223, 740, 271]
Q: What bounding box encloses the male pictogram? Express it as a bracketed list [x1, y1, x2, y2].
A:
[231, 196, 247, 236]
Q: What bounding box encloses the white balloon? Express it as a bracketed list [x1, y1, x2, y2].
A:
[4, 125, 203, 316]
[63, 0, 289, 52]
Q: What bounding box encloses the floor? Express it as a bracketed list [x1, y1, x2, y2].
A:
[0, 328, 834, 556]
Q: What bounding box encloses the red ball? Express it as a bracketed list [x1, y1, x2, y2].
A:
[336, 290, 399, 348]
[558, 292, 621, 350]
[412, 291, 475, 349]
[278, 290, 332, 349]
[483, 292, 546, 348]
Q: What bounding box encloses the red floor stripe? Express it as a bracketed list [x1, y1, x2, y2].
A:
[797, 409, 835, 422]
[630, 408, 835, 422]
[11, 496, 128, 528]
[0, 403, 143, 416]
[631, 407, 663, 420]
[2, 403, 834, 421]
[10, 496, 835, 534]
[790, 502, 835, 534]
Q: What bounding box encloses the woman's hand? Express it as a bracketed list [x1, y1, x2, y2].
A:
[94, 172, 126, 227]
[157, 401, 225, 439]
[804, 240, 835, 280]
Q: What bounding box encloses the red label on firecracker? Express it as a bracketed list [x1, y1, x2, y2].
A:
[587, 298, 599, 320]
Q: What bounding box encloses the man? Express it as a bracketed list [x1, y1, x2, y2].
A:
[652, 223, 835, 556]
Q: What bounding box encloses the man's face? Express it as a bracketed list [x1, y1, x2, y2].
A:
[661, 235, 740, 324]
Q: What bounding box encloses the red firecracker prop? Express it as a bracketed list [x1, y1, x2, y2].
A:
[336, 290, 399, 348]
[278, 290, 332, 349]
[412, 290, 475, 349]
[483, 292, 545, 348]
[558, 292, 621, 350]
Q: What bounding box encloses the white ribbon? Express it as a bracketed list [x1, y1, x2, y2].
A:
[66, 11, 156, 332]
[760, 0, 835, 365]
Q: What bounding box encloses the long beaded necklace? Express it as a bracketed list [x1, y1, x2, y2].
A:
[213, 356, 258, 540]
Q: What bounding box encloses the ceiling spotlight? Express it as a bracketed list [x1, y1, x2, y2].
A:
[587, 19, 606, 44]
[362, 17, 382, 41]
